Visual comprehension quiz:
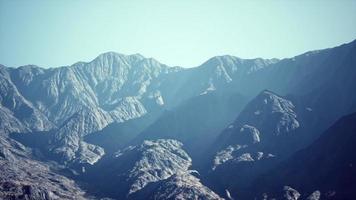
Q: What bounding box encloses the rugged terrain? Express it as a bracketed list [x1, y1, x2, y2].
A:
[0, 40, 356, 199]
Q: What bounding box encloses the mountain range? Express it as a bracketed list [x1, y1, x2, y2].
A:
[1, 39, 356, 199]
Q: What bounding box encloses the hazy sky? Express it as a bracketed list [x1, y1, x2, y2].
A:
[1, 0, 356, 68]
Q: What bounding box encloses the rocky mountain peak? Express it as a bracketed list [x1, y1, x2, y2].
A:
[132, 172, 224, 200]
[117, 139, 192, 195]
[234, 90, 300, 135]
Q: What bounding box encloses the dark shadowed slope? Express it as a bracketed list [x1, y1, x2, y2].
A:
[204, 90, 318, 198]
[250, 112, 356, 199]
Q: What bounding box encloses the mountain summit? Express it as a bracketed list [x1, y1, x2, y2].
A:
[1, 40, 356, 200]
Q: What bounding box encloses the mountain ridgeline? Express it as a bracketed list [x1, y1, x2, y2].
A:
[0, 40, 355, 199]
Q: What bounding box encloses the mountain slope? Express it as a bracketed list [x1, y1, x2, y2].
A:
[0, 51, 286, 166]
[250, 112, 356, 199]
[0, 135, 88, 200]
[204, 90, 320, 199]
[0, 40, 356, 200]
[131, 172, 224, 200]
[81, 139, 223, 200]
[2, 53, 178, 165]
[82, 139, 192, 199]
[135, 91, 248, 159]
[0, 65, 54, 133]
[233, 40, 356, 128]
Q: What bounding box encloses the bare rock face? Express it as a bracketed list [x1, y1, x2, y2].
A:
[0, 65, 55, 133]
[108, 97, 147, 122]
[0, 135, 87, 200]
[48, 97, 148, 165]
[114, 139, 192, 195]
[0, 52, 277, 167]
[86, 139, 222, 199]
[88, 139, 221, 199]
[212, 90, 299, 170]
[0, 105, 28, 134]
[232, 90, 300, 137]
[133, 172, 224, 200]
[258, 186, 321, 200]
[213, 144, 275, 170]
[283, 186, 301, 200]
[49, 107, 111, 165]
[9, 53, 173, 126]
[0, 40, 355, 200]
[1, 53, 176, 165]
[206, 90, 306, 200]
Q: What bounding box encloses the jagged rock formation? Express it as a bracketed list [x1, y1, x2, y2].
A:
[0, 105, 28, 134]
[49, 108, 110, 164]
[132, 172, 224, 200]
[0, 135, 87, 200]
[0, 65, 54, 133]
[83, 139, 222, 199]
[9, 53, 173, 124]
[255, 186, 322, 200]
[212, 90, 301, 170]
[227, 90, 300, 138]
[1, 51, 279, 165]
[282, 186, 301, 200]
[0, 39, 356, 200]
[204, 90, 320, 199]
[1, 53, 178, 165]
[257, 186, 320, 200]
[116, 139, 192, 195]
[84, 139, 191, 198]
[213, 144, 275, 170]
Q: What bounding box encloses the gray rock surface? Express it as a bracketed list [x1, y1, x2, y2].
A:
[234, 90, 300, 136]
[1, 40, 355, 200]
[213, 90, 299, 170]
[114, 139, 192, 195]
[1, 52, 277, 165]
[283, 186, 300, 200]
[0, 135, 87, 200]
[0, 65, 54, 133]
[1, 53, 177, 165]
[133, 172, 224, 200]
[86, 139, 222, 199]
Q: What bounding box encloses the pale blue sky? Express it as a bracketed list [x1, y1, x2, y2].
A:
[1, 0, 356, 68]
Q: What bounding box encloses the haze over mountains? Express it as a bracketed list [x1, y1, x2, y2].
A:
[0, 40, 356, 200]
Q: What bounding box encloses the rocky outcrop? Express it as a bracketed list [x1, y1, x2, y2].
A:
[0, 65, 54, 133]
[256, 186, 321, 200]
[2, 53, 174, 165]
[1, 40, 355, 200]
[1, 52, 278, 166]
[0, 105, 28, 134]
[205, 90, 309, 200]
[114, 139, 192, 195]
[0, 135, 87, 200]
[84, 139, 222, 199]
[49, 107, 111, 165]
[212, 90, 300, 170]
[132, 172, 224, 200]
[231, 90, 300, 137]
